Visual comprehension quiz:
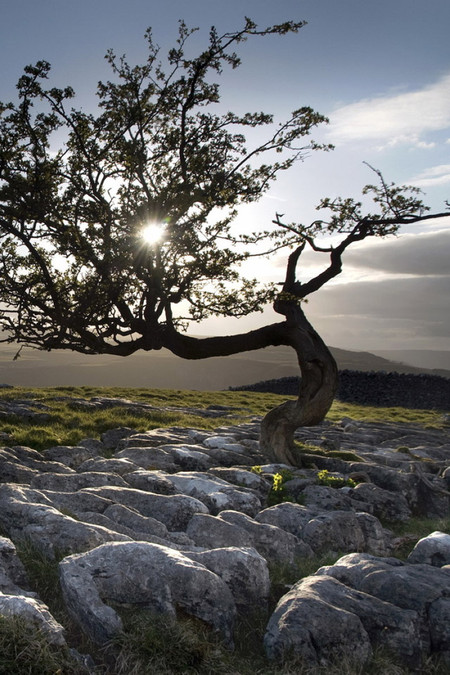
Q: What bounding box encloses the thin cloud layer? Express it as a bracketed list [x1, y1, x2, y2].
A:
[345, 228, 450, 276]
[307, 275, 450, 350]
[327, 73, 450, 148]
[411, 164, 450, 188]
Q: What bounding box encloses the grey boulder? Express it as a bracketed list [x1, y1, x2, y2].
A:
[164, 471, 261, 516]
[264, 576, 373, 667]
[407, 531, 450, 567]
[186, 546, 270, 611]
[317, 552, 450, 660]
[0, 483, 130, 558]
[59, 541, 236, 646]
[265, 574, 421, 667]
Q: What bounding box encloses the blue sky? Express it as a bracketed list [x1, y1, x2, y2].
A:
[1, 0, 449, 351]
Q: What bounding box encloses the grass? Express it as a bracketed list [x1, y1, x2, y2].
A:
[0, 385, 445, 451]
[327, 401, 445, 428]
[0, 385, 289, 451]
[0, 615, 91, 675]
[385, 515, 450, 558]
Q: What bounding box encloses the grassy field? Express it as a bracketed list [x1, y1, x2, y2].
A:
[0, 385, 446, 451]
[0, 386, 448, 673]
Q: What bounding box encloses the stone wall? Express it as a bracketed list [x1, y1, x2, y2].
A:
[230, 370, 450, 410]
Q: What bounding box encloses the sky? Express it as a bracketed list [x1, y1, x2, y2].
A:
[1, 0, 449, 353]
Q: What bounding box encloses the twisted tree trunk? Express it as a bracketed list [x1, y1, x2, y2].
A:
[259, 307, 338, 466]
[163, 300, 338, 467]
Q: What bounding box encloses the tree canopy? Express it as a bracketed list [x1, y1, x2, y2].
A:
[0, 18, 448, 464]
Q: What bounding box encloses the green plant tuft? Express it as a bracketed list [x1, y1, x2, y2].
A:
[326, 450, 364, 462]
[0, 615, 89, 674]
[110, 609, 230, 674]
[316, 469, 356, 489]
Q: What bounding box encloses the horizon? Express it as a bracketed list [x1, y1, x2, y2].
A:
[0, 342, 449, 391]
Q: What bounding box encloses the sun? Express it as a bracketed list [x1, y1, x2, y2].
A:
[140, 223, 165, 245]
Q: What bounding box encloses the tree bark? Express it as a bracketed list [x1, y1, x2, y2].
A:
[259, 309, 338, 466]
[162, 305, 338, 467]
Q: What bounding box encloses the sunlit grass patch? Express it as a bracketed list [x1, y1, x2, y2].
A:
[0, 385, 445, 451]
[328, 400, 445, 427]
[0, 386, 289, 451]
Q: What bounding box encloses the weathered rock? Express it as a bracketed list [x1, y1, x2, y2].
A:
[79, 485, 209, 530]
[77, 457, 139, 475]
[355, 512, 392, 556]
[103, 503, 171, 540]
[256, 502, 317, 539]
[77, 437, 106, 454]
[429, 597, 450, 660]
[0, 445, 74, 480]
[115, 446, 177, 472]
[0, 395, 447, 669]
[38, 488, 113, 517]
[264, 576, 373, 666]
[414, 470, 450, 518]
[59, 541, 236, 646]
[186, 546, 270, 611]
[265, 574, 421, 667]
[42, 445, 98, 469]
[0, 537, 32, 596]
[78, 511, 156, 541]
[170, 444, 214, 470]
[197, 443, 255, 466]
[0, 455, 38, 483]
[347, 462, 417, 499]
[350, 481, 412, 522]
[203, 435, 247, 452]
[186, 513, 250, 550]
[30, 471, 129, 492]
[164, 471, 261, 516]
[443, 465, 450, 489]
[101, 427, 136, 449]
[0, 401, 51, 423]
[218, 510, 300, 564]
[302, 510, 366, 554]
[301, 484, 354, 512]
[0, 593, 66, 645]
[317, 552, 450, 659]
[346, 461, 449, 518]
[123, 469, 176, 494]
[117, 427, 203, 450]
[407, 531, 450, 567]
[0, 483, 130, 557]
[208, 467, 272, 499]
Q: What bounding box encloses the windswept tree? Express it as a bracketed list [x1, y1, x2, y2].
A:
[0, 19, 447, 464]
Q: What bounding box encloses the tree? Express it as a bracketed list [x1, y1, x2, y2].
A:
[0, 19, 448, 465]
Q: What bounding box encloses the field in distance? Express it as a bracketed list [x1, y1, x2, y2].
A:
[0, 343, 449, 390]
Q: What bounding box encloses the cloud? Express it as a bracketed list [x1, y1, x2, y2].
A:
[410, 164, 450, 188]
[306, 275, 450, 350]
[326, 73, 450, 147]
[345, 229, 450, 276]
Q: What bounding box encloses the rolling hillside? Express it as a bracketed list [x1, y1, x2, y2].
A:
[0, 343, 448, 390]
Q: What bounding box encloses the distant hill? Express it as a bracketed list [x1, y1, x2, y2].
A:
[330, 347, 450, 379]
[373, 349, 450, 375]
[0, 343, 448, 390]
